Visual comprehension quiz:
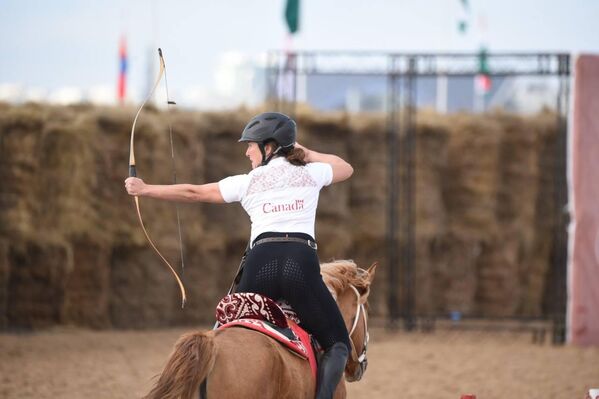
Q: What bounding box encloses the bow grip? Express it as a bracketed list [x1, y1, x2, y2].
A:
[129, 165, 137, 177]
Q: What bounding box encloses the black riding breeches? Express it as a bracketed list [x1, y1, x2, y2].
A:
[236, 232, 351, 352]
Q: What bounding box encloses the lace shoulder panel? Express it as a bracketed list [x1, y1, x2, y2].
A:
[247, 164, 318, 195]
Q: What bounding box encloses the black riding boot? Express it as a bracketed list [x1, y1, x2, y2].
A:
[315, 342, 349, 399]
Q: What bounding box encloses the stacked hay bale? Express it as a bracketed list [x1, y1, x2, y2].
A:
[346, 113, 389, 316]
[531, 112, 561, 316]
[429, 113, 503, 315]
[412, 112, 451, 316]
[473, 112, 542, 316]
[0, 103, 562, 329]
[0, 105, 80, 328]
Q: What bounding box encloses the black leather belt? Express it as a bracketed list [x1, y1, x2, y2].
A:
[252, 236, 318, 250]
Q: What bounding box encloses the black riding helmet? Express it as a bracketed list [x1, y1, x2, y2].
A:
[239, 112, 296, 165]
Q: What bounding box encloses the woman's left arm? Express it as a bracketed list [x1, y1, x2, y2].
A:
[125, 177, 225, 203]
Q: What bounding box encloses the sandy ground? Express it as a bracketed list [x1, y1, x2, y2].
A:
[1, 326, 598, 399]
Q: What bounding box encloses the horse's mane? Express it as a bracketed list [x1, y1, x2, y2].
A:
[320, 260, 371, 298]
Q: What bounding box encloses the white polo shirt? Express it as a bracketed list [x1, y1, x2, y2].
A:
[218, 157, 333, 243]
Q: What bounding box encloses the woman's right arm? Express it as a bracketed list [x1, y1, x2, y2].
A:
[125, 177, 225, 203]
[295, 143, 354, 183]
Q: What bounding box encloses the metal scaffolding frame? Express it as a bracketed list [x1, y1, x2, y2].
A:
[265, 51, 571, 342]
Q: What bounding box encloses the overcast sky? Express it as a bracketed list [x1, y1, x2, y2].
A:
[1, 0, 598, 105]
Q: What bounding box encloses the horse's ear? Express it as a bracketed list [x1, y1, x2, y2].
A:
[366, 262, 378, 282]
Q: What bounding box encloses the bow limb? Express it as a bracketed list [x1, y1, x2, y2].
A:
[129, 49, 165, 177]
[134, 196, 187, 307]
[128, 49, 187, 308]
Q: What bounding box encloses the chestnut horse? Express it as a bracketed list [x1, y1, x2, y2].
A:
[143, 260, 377, 399]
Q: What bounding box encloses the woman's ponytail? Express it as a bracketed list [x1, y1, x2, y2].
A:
[285, 147, 307, 166]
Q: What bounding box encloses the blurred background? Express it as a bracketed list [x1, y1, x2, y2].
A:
[1, 1, 599, 398]
[1, 0, 598, 109]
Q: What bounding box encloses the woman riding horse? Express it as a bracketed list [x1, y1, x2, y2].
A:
[125, 112, 354, 398]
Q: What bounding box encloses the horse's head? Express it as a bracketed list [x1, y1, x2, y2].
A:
[320, 260, 378, 382]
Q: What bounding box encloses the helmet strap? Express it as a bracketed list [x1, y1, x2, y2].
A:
[261, 144, 282, 166]
[258, 142, 267, 165]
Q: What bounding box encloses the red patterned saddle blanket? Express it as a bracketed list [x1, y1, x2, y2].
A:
[216, 293, 317, 381]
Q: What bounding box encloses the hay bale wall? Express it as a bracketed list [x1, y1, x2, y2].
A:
[0, 103, 560, 329]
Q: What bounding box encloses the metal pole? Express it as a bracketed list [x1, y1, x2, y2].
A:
[551, 54, 570, 345]
[386, 56, 400, 328]
[404, 56, 417, 331]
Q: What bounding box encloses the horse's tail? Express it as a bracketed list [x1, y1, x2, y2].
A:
[143, 330, 217, 399]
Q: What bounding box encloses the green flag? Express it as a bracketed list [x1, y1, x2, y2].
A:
[285, 0, 300, 34]
[478, 46, 490, 75]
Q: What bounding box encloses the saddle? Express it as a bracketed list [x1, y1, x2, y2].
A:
[216, 292, 318, 381]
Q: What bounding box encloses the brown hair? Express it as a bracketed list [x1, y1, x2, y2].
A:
[265, 142, 306, 166]
[284, 147, 306, 166]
